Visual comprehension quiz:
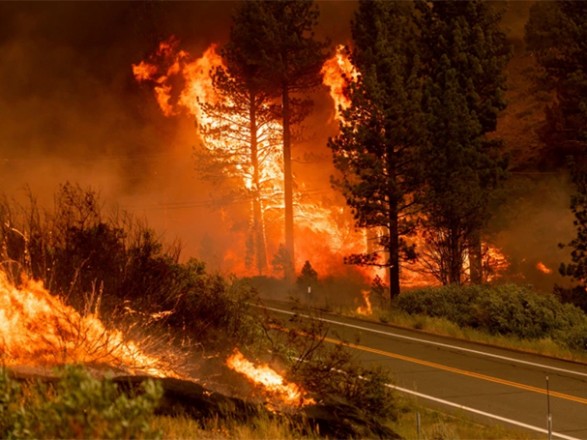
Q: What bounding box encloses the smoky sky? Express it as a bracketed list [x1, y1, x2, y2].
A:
[0, 1, 356, 268]
[2, 1, 564, 289]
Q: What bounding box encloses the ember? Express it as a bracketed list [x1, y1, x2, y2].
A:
[536, 261, 553, 274]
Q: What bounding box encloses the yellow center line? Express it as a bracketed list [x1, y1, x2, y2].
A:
[323, 336, 587, 406]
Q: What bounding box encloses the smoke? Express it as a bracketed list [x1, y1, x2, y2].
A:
[0, 2, 241, 268]
[4, 1, 563, 293]
[491, 173, 575, 293]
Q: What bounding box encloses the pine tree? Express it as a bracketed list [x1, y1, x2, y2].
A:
[557, 163, 587, 312]
[416, 0, 510, 284]
[525, 1, 587, 166]
[228, 0, 328, 279]
[199, 21, 280, 275]
[328, 0, 423, 300]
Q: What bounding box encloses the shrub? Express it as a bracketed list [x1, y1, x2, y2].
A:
[0, 366, 162, 439]
[396, 284, 587, 349]
[280, 311, 397, 422]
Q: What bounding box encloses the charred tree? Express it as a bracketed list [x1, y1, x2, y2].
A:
[417, 0, 510, 285]
[328, 1, 423, 300]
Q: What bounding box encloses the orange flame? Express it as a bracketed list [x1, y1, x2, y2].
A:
[536, 261, 553, 275]
[133, 39, 380, 282]
[321, 44, 359, 120]
[0, 271, 180, 378]
[226, 349, 314, 407]
[133, 39, 510, 295]
[356, 289, 372, 316]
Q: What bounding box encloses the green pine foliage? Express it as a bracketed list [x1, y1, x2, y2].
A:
[557, 165, 587, 312]
[416, 0, 510, 284]
[525, 1, 587, 164]
[328, 0, 423, 299]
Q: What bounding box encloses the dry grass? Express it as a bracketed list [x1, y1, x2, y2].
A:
[392, 396, 533, 440]
[153, 397, 532, 440]
[152, 413, 320, 439]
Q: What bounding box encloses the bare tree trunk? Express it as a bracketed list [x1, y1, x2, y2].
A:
[249, 91, 267, 274]
[448, 227, 462, 285]
[387, 146, 400, 301]
[468, 229, 483, 284]
[388, 203, 401, 301]
[282, 84, 295, 280]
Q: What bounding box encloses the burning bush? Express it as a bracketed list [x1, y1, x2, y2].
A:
[0, 184, 262, 353]
[266, 308, 398, 424]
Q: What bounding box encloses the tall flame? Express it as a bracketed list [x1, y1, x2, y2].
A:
[0, 271, 180, 378]
[133, 38, 381, 280]
[321, 44, 359, 120]
[226, 349, 314, 407]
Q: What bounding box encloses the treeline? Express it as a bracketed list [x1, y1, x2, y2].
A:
[150, 0, 587, 305]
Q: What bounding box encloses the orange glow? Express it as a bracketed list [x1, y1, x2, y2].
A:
[536, 261, 553, 274]
[133, 39, 379, 282]
[226, 349, 314, 407]
[133, 39, 509, 300]
[356, 289, 372, 316]
[0, 271, 180, 378]
[321, 44, 358, 120]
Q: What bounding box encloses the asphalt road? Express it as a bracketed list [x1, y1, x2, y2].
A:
[259, 300, 587, 440]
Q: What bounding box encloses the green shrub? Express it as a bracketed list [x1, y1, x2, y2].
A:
[396, 284, 587, 349]
[0, 366, 162, 439]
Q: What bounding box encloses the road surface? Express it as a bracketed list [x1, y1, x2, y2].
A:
[259, 300, 587, 439]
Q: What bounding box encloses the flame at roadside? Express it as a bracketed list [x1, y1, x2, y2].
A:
[0, 270, 180, 378]
[356, 289, 373, 316]
[226, 349, 314, 408]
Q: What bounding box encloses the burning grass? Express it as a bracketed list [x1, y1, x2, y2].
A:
[0, 270, 185, 378]
[226, 348, 315, 409]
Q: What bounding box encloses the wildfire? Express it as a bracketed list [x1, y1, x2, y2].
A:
[0, 271, 180, 378]
[321, 44, 359, 120]
[356, 289, 373, 316]
[133, 37, 509, 293]
[132, 37, 222, 118]
[133, 38, 382, 280]
[536, 261, 553, 274]
[226, 349, 314, 408]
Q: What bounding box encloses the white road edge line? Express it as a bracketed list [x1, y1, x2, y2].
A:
[387, 383, 581, 440]
[260, 304, 587, 378]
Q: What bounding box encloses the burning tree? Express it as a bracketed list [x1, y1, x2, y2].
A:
[229, 0, 329, 278]
[328, 0, 424, 300]
[201, 22, 283, 275]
